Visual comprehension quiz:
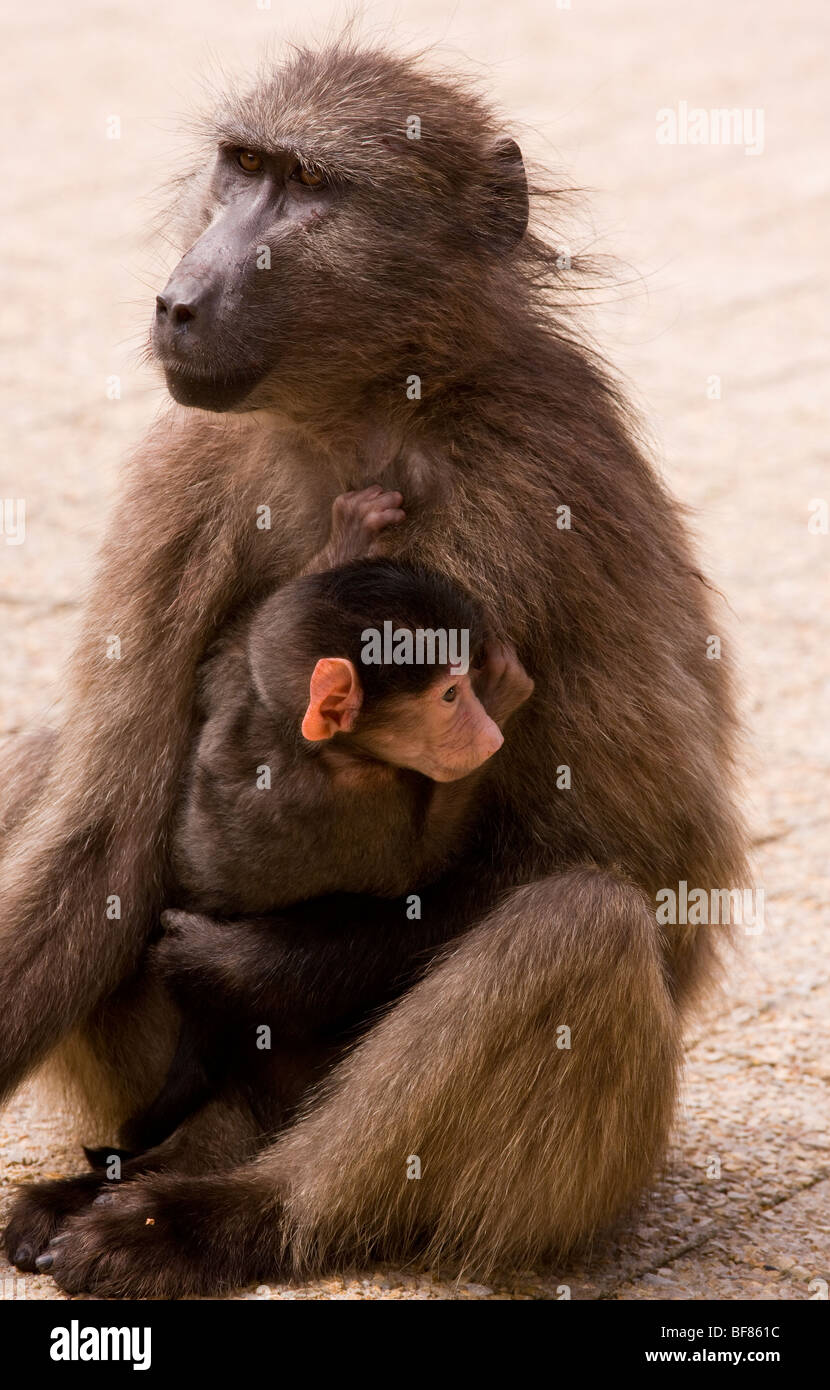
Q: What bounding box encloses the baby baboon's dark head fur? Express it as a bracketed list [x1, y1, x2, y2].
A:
[154, 44, 548, 413]
[249, 558, 487, 713]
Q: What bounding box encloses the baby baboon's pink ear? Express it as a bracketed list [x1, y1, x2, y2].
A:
[301, 658, 363, 740]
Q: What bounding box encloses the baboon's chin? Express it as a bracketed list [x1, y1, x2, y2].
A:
[162, 365, 265, 413]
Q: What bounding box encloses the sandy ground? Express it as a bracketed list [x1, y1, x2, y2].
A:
[0, 0, 828, 1300]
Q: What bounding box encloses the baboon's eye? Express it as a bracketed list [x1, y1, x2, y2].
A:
[237, 150, 262, 173]
[292, 163, 326, 189]
[442, 686, 458, 703]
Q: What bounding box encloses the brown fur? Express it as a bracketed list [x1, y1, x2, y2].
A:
[0, 40, 745, 1295]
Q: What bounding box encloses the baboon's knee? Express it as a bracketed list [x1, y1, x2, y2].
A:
[493, 866, 667, 986]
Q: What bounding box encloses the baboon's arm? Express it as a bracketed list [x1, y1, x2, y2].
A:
[0, 432, 255, 1103]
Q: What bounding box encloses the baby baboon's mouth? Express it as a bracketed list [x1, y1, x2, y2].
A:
[162, 364, 266, 413]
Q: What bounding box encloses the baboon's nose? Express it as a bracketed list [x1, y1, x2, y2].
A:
[153, 271, 221, 359]
[155, 293, 196, 326]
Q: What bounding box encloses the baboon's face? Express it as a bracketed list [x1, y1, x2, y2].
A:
[151, 52, 527, 413]
[153, 141, 345, 411]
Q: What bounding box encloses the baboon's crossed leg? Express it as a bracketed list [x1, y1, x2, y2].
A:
[24, 868, 680, 1297]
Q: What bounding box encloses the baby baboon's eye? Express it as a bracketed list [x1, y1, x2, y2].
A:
[292, 163, 326, 189]
[237, 150, 262, 173]
[442, 686, 458, 703]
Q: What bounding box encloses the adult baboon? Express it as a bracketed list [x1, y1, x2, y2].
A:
[0, 43, 745, 1296]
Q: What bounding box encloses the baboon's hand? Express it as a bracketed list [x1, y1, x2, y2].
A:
[153, 910, 236, 994]
[155, 910, 280, 1012]
[325, 485, 406, 564]
[473, 640, 534, 728]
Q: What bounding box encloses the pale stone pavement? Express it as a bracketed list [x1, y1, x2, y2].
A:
[0, 0, 827, 1299]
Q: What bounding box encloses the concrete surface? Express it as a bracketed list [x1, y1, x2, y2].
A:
[0, 0, 828, 1300]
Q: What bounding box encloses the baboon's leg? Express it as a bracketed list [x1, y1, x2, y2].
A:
[118, 1021, 213, 1154]
[29, 868, 682, 1297]
[120, 1014, 342, 1155]
[279, 866, 681, 1274]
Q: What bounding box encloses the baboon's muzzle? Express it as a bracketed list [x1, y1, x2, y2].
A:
[152, 206, 270, 411]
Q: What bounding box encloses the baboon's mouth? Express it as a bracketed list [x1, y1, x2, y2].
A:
[162, 364, 265, 412]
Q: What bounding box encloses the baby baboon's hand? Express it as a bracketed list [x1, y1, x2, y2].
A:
[153, 909, 232, 990]
[154, 910, 274, 1010]
[325, 485, 406, 564]
[473, 640, 534, 728]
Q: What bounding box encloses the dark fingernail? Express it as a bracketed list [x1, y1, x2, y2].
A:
[14, 1244, 32, 1266]
[35, 1253, 53, 1271]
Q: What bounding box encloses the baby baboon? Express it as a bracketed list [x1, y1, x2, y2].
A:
[1, 41, 745, 1296]
[116, 492, 530, 1153]
[172, 488, 527, 917]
